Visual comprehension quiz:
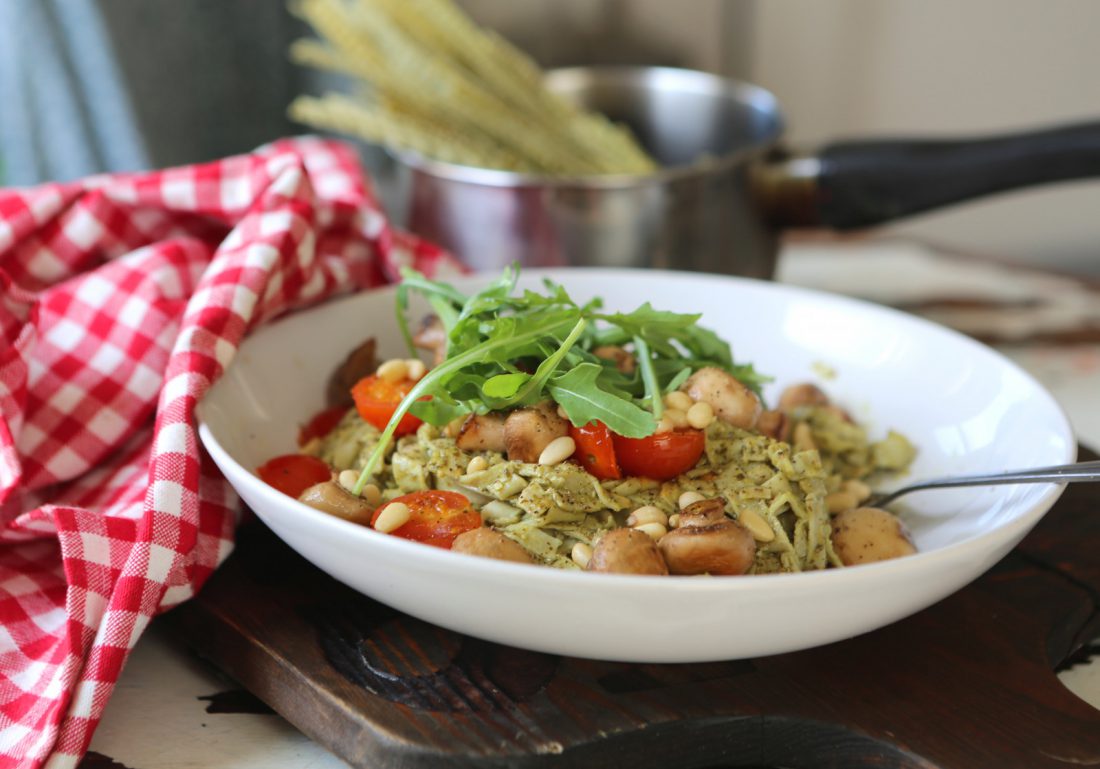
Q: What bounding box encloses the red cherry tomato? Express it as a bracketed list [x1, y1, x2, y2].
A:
[371, 490, 481, 549]
[612, 429, 706, 481]
[569, 420, 621, 480]
[298, 405, 348, 446]
[257, 454, 332, 498]
[351, 374, 423, 436]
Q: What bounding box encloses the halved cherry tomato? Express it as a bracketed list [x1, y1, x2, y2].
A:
[612, 429, 706, 481]
[371, 490, 481, 549]
[569, 420, 621, 480]
[351, 374, 423, 436]
[257, 454, 332, 498]
[298, 405, 348, 446]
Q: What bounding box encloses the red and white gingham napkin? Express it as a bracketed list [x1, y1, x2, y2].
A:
[0, 137, 460, 768]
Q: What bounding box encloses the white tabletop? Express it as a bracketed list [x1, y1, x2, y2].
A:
[87, 240, 1100, 768]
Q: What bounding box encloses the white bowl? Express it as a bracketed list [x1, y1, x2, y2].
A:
[197, 268, 1074, 662]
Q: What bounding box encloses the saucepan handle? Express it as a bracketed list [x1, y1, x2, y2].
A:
[755, 120, 1100, 229]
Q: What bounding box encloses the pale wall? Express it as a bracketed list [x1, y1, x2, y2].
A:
[463, 0, 1100, 273]
[749, 0, 1100, 272]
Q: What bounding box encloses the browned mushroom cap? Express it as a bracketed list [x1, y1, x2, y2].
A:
[755, 409, 790, 442]
[451, 528, 534, 564]
[831, 507, 917, 566]
[455, 412, 507, 454]
[298, 481, 374, 525]
[592, 345, 636, 374]
[586, 528, 668, 575]
[682, 367, 762, 430]
[777, 383, 829, 413]
[658, 499, 755, 575]
[412, 314, 447, 366]
[326, 337, 377, 406]
[678, 498, 725, 525]
[503, 402, 569, 463]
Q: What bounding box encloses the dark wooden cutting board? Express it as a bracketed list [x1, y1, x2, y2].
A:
[171, 447, 1100, 769]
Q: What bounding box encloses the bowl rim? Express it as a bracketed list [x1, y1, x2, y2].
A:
[197, 267, 1076, 593]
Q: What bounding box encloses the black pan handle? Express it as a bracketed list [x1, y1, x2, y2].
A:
[755, 120, 1100, 230]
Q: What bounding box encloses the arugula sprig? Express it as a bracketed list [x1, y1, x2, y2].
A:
[353, 266, 768, 493]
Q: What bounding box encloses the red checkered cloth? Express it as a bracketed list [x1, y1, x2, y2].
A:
[0, 137, 460, 768]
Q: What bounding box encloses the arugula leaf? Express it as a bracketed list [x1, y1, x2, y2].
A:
[593, 301, 768, 394]
[548, 363, 656, 438]
[679, 323, 734, 367]
[482, 373, 530, 399]
[408, 395, 466, 426]
[595, 303, 699, 346]
[356, 265, 769, 489]
[453, 265, 518, 328]
[353, 312, 579, 491]
[508, 317, 586, 404]
[395, 268, 466, 357]
[632, 335, 663, 420]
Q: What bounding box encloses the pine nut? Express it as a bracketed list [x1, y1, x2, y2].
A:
[626, 505, 668, 528]
[445, 416, 466, 438]
[655, 417, 674, 434]
[377, 358, 408, 382]
[557, 404, 568, 420]
[538, 435, 576, 466]
[635, 522, 667, 540]
[678, 491, 706, 510]
[843, 479, 872, 503]
[739, 509, 775, 542]
[338, 469, 359, 492]
[374, 502, 410, 533]
[466, 455, 489, 474]
[686, 401, 715, 430]
[667, 513, 681, 529]
[571, 542, 593, 569]
[826, 491, 858, 514]
[664, 408, 688, 429]
[362, 483, 382, 507]
[665, 391, 693, 411]
[406, 359, 427, 381]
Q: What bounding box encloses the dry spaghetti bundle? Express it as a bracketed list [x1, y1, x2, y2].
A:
[288, 0, 657, 175]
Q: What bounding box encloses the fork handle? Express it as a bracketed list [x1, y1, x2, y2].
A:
[871, 460, 1100, 507]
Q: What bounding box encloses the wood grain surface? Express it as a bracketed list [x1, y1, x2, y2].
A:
[172, 448, 1100, 769]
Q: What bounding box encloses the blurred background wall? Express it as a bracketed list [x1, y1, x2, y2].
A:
[752, 0, 1100, 275]
[2, 0, 1098, 274]
[462, 0, 1100, 274]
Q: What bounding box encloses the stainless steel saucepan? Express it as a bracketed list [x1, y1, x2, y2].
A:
[390, 66, 1100, 278]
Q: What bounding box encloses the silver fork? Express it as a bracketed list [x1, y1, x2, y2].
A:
[866, 460, 1100, 508]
